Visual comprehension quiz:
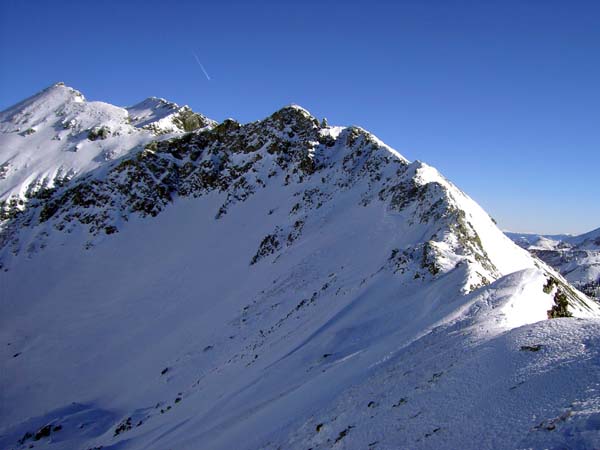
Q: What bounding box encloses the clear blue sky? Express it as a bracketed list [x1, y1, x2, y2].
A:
[1, 0, 598, 234]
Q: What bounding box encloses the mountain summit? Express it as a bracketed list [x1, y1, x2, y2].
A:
[1, 85, 599, 450]
[0, 83, 214, 204]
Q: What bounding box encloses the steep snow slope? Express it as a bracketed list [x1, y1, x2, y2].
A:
[1, 90, 599, 450]
[507, 228, 600, 300]
[276, 280, 600, 450]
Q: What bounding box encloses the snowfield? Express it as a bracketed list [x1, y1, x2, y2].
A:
[1, 84, 599, 450]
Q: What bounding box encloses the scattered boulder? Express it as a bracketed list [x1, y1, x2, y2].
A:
[520, 344, 543, 352]
[114, 417, 132, 436]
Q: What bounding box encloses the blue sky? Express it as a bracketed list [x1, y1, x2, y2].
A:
[1, 0, 598, 234]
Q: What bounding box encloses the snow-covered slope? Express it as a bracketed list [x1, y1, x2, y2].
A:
[505, 231, 572, 248]
[507, 228, 600, 300]
[126, 96, 215, 134]
[1, 88, 599, 450]
[0, 83, 214, 212]
[566, 227, 600, 248]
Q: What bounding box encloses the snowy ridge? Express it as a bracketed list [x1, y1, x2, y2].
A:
[567, 227, 600, 248]
[126, 97, 181, 127]
[0, 83, 214, 209]
[127, 97, 216, 134]
[1, 85, 599, 450]
[277, 270, 600, 450]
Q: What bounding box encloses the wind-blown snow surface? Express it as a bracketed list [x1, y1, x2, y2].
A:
[1, 85, 600, 450]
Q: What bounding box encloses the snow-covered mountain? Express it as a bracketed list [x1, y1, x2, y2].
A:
[505, 231, 573, 249]
[507, 229, 600, 300]
[1, 84, 599, 450]
[0, 82, 214, 208]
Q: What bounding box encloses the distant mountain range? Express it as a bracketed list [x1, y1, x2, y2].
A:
[1, 83, 599, 450]
[506, 228, 600, 300]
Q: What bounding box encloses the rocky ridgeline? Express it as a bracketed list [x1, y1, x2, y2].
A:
[1, 98, 594, 315]
[0, 105, 500, 291]
[0, 83, 216, 216]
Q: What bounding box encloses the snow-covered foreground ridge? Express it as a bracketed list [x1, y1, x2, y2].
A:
[1, 84, 599, 450]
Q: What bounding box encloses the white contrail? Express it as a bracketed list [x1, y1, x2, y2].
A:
[192, 51, 211, 81]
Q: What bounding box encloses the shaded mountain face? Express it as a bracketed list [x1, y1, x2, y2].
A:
[507, 229, 600, 300]
[1, 85, 599, 450]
